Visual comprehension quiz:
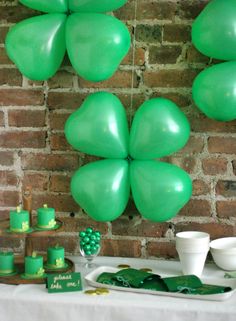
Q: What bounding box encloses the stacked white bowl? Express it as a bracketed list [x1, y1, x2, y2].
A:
[210, 237, 236, 270]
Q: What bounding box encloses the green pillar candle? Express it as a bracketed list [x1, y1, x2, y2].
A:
[25, 253, 44, 277]
[10, 206, 30, 232]
[47, 246, 65, 267]
[37, 204, 56, 229]
[0, 252, 14, 274]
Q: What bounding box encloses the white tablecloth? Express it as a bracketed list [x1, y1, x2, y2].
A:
[0, 256, 235, 321]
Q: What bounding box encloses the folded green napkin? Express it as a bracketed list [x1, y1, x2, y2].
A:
[96, 268, 232, 295]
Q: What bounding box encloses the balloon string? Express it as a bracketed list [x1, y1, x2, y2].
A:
[129, 0, 138, 126]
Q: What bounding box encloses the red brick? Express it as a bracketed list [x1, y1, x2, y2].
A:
[0, 68, 22, 86]
[163, 24, 191, 43]
[49, 112, 70, 130]
[21, 153, 79, 171]
[178, 1, 209, 20]
[0, 170, 18, 186]
[48, 70, 74, 89]
[0, 47, 12, 64]
[0, 151, 14, 166]
[8, 110, 45, 127]
[0, 190, 20, 207]
[122, 46, 145, 66]
[0, 131, 46, 148]
[30, 236, 78, 254]
[192, 179, 210, 196]
[164, 156, 196, 174]
[0, 89, 44, 106]
[49, 174, 71, 193]
[232, 161, 236, 176]
[0, 210, 9, 221]
[208, 137, 236, 154]
[202, 158, 228, 175]
[186, 45, 210, 63]
[136, 24, 162, 43]
[0, 27, 9, 43]
[151, 92, 191, 108]
[112, 217, 169, 237]
[175, 222, 235, 239]
[0, 110, 4, 126]
[179, 199, 211, 217]
[216, 181, 236, 197]
[78, 153, 100, 166]
[147, 241, 177, 259]
[178, 136, 204, 154]
[115, 0, 177, 21]
[149, 45, 182, 64]
[50, 133, 72, 151]
[143, 69, 199, 88]
[60, 217, 108, 234]
[23, 172, 48, 191]
[47, 92, 86, 110]
[101, 239, 141, 258]
[190, 113, 236, 133]
[0, 4, 38, 23]
[216, 201, 236, 219]
[32, 193, 79, 213]
[117, 93, 145, 112]
[79, 70, 138, 89]
[0, 237, 22, 249]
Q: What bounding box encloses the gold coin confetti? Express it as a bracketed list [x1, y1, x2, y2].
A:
[84, 289, 97, 296]
[117, 264, 131, 269]
[139, 268, 152, 272]
[96, 288, 110, 295]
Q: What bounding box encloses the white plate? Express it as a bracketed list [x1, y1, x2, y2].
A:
[85, 266, 236, 301]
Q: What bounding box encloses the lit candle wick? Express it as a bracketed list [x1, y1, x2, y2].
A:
[16, 206, 21, 213]
[43, 204, 48, 209]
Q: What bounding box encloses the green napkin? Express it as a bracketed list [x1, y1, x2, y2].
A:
[96, 268, 232, 295]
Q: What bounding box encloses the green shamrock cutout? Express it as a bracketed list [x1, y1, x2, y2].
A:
[5, 0, 131, 82]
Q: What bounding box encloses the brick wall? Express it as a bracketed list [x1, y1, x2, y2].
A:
[0, 0, 235, 259]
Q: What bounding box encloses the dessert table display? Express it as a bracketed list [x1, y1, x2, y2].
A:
[0, 256, 235, 321]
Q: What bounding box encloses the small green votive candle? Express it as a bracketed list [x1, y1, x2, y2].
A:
[0, 252, 14, 274]
[37, 204, 56, 229]
[25, 252, 44, 278]
[47, 246, 65, 268]
[10, 206, 30, 232]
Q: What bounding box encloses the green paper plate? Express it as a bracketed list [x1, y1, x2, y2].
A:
[6, 227, 34, 234]
[33, 223, 61, 231]
[21, 273, 47, 280]
[44, 262, 69, 270]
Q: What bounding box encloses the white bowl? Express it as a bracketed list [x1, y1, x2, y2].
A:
[210, 237, 236, 271]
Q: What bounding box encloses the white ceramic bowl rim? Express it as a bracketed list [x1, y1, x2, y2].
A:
[176, 231, 210, 240]
[210, 237, 236, 252]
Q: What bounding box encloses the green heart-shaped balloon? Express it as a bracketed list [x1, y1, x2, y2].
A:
[69, 0, 127, 12]
[192, 61, 236, 121]
[5, 14, 67, 81]
[66, 13, 131, 82]
[192, 0, 236, 60]
[71, 159, 130, 222]
[19, 0, 68, 13]
[65, 92, 129, 158]
[130, 161, 192, 222]
[129, 98, 190, 159]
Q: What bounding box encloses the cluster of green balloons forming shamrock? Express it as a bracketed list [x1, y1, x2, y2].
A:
[192, 0, 236, 121]
[5, 0, 131, 82]
[65, 92, 192, 222]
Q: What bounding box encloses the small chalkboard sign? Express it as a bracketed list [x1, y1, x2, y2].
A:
[47, 272, 82, 293]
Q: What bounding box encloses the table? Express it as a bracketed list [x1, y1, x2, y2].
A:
[0, 256, 235, 321]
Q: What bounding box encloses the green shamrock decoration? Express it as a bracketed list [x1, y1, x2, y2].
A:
[65, 92, 192, 222]
[5, 0, 131, 82]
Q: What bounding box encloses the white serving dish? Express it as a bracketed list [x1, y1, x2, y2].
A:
[210, 237, 236, 270]
[85, 266, 236, 301]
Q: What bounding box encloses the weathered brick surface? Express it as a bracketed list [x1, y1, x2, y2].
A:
[0, 0, 235, 258]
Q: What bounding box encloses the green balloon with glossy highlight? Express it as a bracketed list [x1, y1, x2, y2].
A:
[69, 0, 127, 12]
[5, 14, 67, 81]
